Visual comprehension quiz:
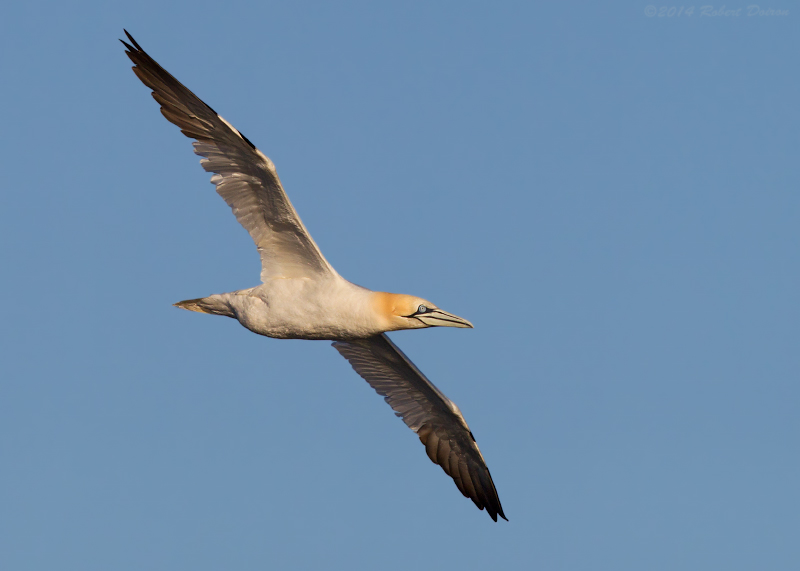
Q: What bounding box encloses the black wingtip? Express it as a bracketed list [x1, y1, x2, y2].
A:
[119, 29, 138, 53]
[487, 506, 508, 522]
[123, 29, 142, 51]
[496, 501, 508, 521]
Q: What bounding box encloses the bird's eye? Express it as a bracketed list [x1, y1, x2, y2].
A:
[418, 305, 427, 313]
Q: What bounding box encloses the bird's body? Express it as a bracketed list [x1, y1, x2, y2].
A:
[121, 30, 506, 521]
[178, 280, 420, 341]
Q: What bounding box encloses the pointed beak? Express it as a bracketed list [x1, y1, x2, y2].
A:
[416, 309, 474, 329]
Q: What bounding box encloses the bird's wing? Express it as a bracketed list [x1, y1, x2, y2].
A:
[333, 334, 506, 521]
[121, 31, 335, 281]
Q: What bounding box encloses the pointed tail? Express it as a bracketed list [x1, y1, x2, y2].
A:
[174, 295, 235, 318]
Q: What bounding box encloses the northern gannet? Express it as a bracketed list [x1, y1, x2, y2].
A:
[121, 31, 506, 522]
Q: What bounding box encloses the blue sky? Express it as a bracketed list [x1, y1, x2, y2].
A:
[1, 1, 798, 569]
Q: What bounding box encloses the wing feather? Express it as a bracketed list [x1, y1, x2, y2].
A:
[333, 334, 506, 521]
[121, 31, 334, 281]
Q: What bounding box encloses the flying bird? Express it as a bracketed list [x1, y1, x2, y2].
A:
[120, 30, 506, 521]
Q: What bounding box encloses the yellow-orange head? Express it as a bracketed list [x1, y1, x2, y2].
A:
[371, 292, 473, 332]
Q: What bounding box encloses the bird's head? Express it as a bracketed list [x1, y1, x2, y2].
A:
[373, 292, 473, 331]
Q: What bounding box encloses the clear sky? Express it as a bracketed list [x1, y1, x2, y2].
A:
[1, 1, 798, 569]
